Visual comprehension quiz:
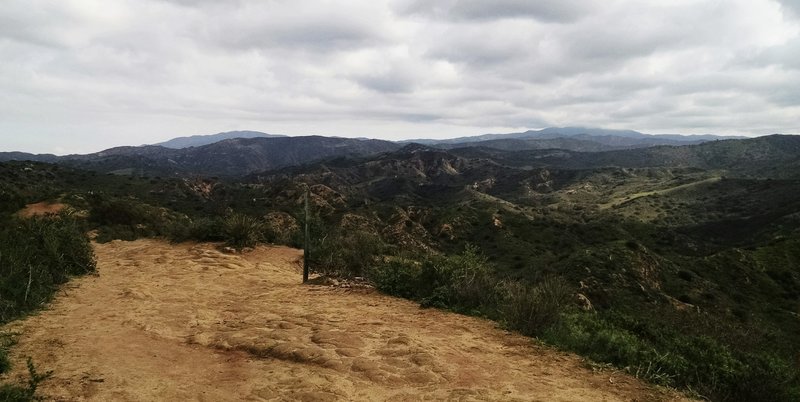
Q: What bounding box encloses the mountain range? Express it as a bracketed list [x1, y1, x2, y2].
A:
[0, 127, 777, 177]
[154, 130, 285, 149]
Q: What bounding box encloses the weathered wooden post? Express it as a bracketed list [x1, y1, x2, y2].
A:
[303, 185, 310, 283]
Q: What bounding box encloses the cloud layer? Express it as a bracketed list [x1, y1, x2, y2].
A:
[1, 0, 798, 153]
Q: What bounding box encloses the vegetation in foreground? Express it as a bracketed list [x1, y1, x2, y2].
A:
[0, 209, 94, 401]
[316, 234, 799, 402]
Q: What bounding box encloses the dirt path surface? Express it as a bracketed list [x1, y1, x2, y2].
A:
[17, 201, 67, 218]
[2, 239, 690, 401]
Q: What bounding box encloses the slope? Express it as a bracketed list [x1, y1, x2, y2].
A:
[1, 239, 688, 401]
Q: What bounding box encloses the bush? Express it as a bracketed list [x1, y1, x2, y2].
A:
[501, 276, 572, 336]
[88, 194, 193, 243]
[0, 212, 96, 323]
[222, 214, 264, 249]
[543, 312, 800, 401]
[310, 230, 384, 277]
[0, 213, 86, 400]
[417, 245, 499, 313]
[370, 257, 421, 299]
[190, 217, 226, 242]
[366, 245, 501, 314]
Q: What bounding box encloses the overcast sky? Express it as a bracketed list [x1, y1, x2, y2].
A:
[1, 0, 799, 154]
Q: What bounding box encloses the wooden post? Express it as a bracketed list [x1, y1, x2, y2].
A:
[303, 185, 310, 283]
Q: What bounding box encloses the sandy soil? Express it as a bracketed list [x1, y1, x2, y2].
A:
[17, 201, 67, 218]
[1, 239, 691, 401]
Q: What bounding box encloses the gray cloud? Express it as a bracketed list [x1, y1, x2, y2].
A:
[0, 0, 798, 154]
[777, 0, 800, 17]
[397, 0, 596, 23]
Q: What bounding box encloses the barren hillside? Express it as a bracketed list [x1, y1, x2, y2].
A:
[2, 239, 689, 401]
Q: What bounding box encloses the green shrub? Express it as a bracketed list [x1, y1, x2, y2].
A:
[544, 312, 671, 382]
[543, 312, 800, 401]
[222, 214, 264, 248]
[88, 194, 193, 243]
[418, 245, 499, 313]
[88, 194, 151, 227]
[725, 353, 800, 402]
[370, 257, 421, 299]
[310, 230, 384, 277]
[261, 213, 300, 246]
[189, 217, 226, 242]
[500, 276, 572, 336]
[0, 212, 96, 323]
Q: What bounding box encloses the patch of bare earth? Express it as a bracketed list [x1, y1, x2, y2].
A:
[1, 239, 691, 401]
[17, 201, 67, 218]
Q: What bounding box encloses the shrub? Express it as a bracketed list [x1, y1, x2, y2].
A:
[88, 194, 195, 243]
[222, 214, 264, 249]
[543, 312, 800, 401]
[0, 212, 96, 323]
[418, 245, 499, 313]
[190, 217, 226, 242]
[370, 257, 421, 299]
[262, 212, 300, 246]
[501, 276, 573, 336]
[543, 312, 665, 380]
[310, 230, 384, 277]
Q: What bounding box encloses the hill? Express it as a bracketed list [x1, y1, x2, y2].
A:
[0, 151, 58, 163]
[1, 136, 401, 177]
[458, 134, 800, 178]
[406, 127, 744, 150]
[154, 130, 285, 149]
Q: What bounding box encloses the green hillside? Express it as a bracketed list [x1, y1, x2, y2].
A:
[2, 135, 799, 401]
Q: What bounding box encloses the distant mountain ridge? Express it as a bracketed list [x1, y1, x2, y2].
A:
[154, 130, 285, 149]
[1, 136, 400, 177]
[147, 126, 745, 153]
[404, 127, 745, 145]
[448, 134, 800, 178]
[0, 127, 792, 177]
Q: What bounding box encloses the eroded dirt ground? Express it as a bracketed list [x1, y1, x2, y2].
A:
[2, 239, 690, 401]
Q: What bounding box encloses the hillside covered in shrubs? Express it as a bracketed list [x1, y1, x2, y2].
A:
[1, 134, 799, 401]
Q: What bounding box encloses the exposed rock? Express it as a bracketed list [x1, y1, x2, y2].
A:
[576, 293, 594, 311]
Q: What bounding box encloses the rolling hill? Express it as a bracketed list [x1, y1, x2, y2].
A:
[2, 136, 401, 177]
[153, 130, 285, 149]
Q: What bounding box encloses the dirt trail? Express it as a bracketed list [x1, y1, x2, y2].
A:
[2, 239, 689, 401]
[17, 201, 67, 218]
